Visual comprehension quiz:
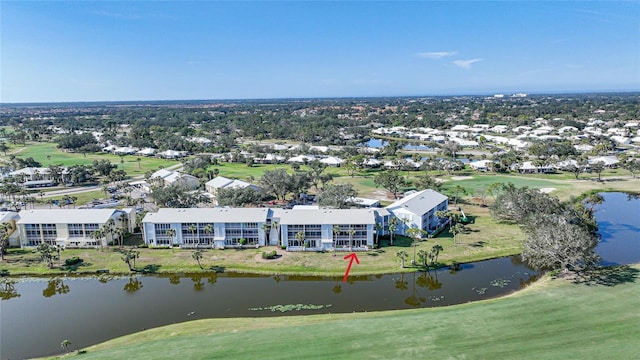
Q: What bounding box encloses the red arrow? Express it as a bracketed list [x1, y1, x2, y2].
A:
[342, 253, 360, 282]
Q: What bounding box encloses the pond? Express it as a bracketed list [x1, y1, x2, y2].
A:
[1, 192, 638, 359]
[594, 192, 640, 265]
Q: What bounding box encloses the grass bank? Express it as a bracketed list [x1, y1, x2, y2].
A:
[45, 264, 640, 359]
[0, 205, 524, 277]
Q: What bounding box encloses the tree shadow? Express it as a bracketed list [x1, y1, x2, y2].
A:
[209, 265, 225, 273]
[572, 265, 639, 286]
[468, 241, 486, 248]
[137, 264, 161, 274]
[60, 261, 92, 272]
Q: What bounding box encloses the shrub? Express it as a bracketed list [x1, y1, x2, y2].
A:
[239, 238, 247, 246]
[138, 244, 148, 248]
[262, 250, 278, 259]
[65, 257, 83, 266]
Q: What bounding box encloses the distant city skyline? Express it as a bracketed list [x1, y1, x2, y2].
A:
[1, 1, 639, 103]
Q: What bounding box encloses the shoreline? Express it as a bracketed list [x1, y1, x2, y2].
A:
[1, 252, 522, 280]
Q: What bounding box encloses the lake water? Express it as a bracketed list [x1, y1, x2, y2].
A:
[1, 192, 638, 359]
[594, 192, 640, 265]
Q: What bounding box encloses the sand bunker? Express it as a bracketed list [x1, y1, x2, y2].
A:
[451, 176, 474, 181]
[539, 187, 557, 193]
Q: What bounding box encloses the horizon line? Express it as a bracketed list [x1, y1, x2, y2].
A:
[2, 90, 640, 106]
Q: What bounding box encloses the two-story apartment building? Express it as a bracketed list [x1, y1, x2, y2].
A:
[16, 209, 131, 248]
[385, 189, 449, 237]
[141, 208, 269, 248]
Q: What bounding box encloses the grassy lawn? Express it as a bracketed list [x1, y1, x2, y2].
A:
[46, 264, 640, 359]
[0, 204, 523, 276]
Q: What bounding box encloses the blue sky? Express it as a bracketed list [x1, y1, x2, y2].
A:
[1, 1, 639, 102]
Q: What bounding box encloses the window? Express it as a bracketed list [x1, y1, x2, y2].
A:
[334, 224, 367, 248]
[41, 224, 57, 244]
[224, 222, 259, 245]
[68, 224, 84, 238]
[25, 224, 40, 246]
[154, 223, 172, 245]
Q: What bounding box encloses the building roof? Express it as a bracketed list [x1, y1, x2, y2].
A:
[9, 167, 51, 176]
[279, 208, 376, 225]
[0, 211, 19, 223]
[17, 209, 119, 224]
[151, 168, 174, 179]
[348, 197, 380, 207]
[205, 176, 256, 190]
[142, 207, 269, 224]
[385, 189, 448, 216]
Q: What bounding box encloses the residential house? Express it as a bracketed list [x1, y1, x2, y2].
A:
[319, 156, 344, 167]
[150, 169, 199, 190]
[469, 159, 493, 172]
[205, 176, 261, 205]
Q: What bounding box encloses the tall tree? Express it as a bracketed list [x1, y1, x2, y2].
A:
[259, 169, 291, 201]
[374, 169, 407, 199]
[396, 250, 408, 269]
[318, 183, 357, 208]
[388, 216, 399, 246]
[192, 249, 204, 269]
[0, 223, 12, 261]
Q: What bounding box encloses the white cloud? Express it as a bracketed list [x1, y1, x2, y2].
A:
[417, 51, 457, 60]
[453, 58, 483, 69]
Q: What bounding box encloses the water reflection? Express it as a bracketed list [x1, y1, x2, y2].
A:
[123, 277, 143, 293]
[416, 271, 443, 291]
[42, 278, 70, 298]
[0, 279, 20, 300]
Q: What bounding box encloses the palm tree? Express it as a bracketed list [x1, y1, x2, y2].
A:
[399, 217, 409, 235]
[115, 227, 126, 248]
[388, 217, 398, 246]
[121, 249, 139, 271]
[430, 244, 444, 266]
[104, 219, 116, 246]
[396, 250, 408, 269]
[119, 213, 129, 232]
[203, 223, 214, 247]
[166, 228, 177, 250]
[0, 223, 12, 261]
[374, 222, 382, 248]
[295, 231, 305, 249]
[187, 224, 198, 247]
[417, 249, 429, 267]
[451, 223, 465, 244]
[348, 228, 356, 251]
[90, 229, 105, 251]
[192, 249, 204, 269]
